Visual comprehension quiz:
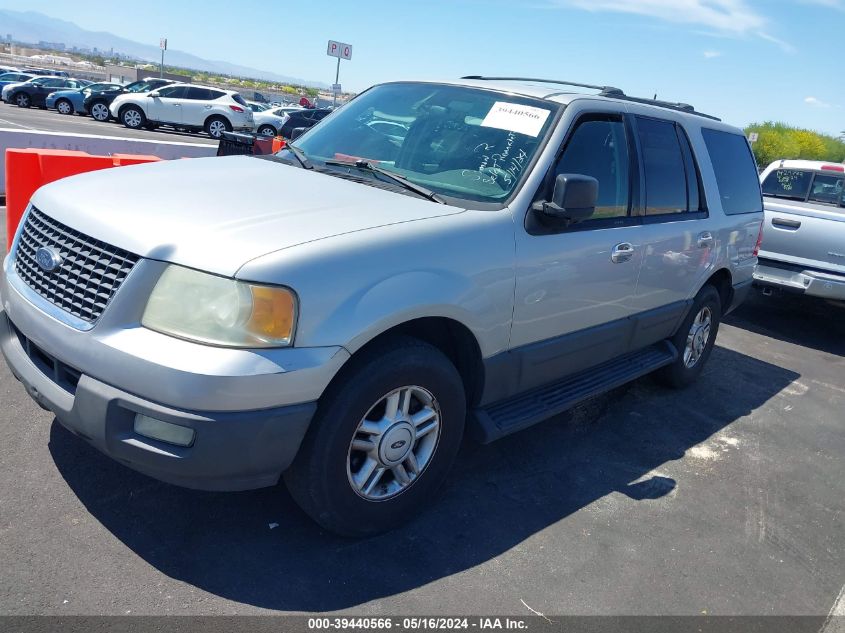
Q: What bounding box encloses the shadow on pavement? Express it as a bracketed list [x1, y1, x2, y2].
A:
[49, 346, 798, 612]
[725, 289, 845, 357]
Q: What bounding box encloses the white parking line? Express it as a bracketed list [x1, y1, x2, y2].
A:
[0, 116, 35, 130]
[821, 583, 845, 633]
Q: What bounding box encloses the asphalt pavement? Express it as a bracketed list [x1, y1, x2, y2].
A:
[0, 101, 218, 144]
[0, 205, 843, 618]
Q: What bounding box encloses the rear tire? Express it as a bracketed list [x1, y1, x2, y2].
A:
[285, 336, 466, 537]
[205, 116, 231, 139]
[56, 99, 74, 115]
[120, 105, 145, 129]
[656, 285, 722, 389]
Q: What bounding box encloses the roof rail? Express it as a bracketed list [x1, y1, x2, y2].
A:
[461, 76, 622, 95]
[461, 75, 721, 122]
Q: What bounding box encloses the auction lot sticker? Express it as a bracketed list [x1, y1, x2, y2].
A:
[481, 102, 551, 137]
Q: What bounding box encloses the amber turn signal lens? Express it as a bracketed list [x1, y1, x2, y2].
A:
[247, 285, 296, 344]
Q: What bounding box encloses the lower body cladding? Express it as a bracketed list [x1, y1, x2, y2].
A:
[754, 258, 845, 301]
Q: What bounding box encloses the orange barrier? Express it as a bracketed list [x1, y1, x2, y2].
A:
[5, 149, 161, 250]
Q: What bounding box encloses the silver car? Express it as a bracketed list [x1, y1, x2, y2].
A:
[754, 160, 845, 301]
[0, 78, 763, 535]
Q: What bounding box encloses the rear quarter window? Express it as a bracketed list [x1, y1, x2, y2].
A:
[702, 128, 763, 215]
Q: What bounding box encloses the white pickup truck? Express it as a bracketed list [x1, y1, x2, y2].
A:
[755, 160, 845, 302]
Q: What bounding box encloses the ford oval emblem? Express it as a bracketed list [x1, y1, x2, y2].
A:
[391, 440, 407, 450]
[35, 247, 63, 272]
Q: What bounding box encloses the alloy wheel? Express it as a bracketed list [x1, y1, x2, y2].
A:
[91, 103, 109, 121]
[684, 306, 712, 368]
[347, 385, 441, 501]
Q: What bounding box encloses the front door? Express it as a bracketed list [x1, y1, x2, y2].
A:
[147, 85, 186, 124]
[511, 111, 647, 392]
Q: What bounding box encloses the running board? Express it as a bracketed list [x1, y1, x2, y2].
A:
[471, 341, 678, 444]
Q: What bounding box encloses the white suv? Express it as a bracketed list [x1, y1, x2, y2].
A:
[110, 83, 254, 138]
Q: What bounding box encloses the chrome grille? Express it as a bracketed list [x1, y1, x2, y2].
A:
[13, 208, 139, 323]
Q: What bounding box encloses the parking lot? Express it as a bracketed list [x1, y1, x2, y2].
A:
[0, 101, 218, 144]
[0, 197, 843, 617]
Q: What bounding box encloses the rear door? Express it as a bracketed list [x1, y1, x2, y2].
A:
[628, 116, 713, 314]
[760, 167, 845, 274]
[180, 87, 216, 126]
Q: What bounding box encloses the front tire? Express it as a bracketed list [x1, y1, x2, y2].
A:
[285, 336, 466, 537]
[89, 101, 110, 121]
[205, 116, 231, 139]
[120, 105, 145, 129]
[14, 93, 30, 108]
[257, 124, 277, 137]
[56, 99, 74, 115]
[657, 285, 722, 388]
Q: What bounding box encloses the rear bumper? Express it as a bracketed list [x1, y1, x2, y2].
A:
[1, 308, 317, 491]
[753, 261, 845, 301]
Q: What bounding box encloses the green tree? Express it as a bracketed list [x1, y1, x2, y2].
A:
[745, 122, 845, 168]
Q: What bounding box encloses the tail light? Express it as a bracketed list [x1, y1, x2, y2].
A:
[752, 222, 764, 257]
[821, 164, 845, 172]
[229, 105, 244, 113]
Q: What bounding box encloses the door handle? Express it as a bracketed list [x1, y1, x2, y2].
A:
[174, 103, 181, 107]
[611, 242, 635, 264]
[697, 231, 714, 248]
[772, 218, 801, 230]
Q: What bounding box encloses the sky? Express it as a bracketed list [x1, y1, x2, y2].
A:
[1, 0, 843, 135]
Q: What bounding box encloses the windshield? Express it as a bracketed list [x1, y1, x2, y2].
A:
[291, 82, 559, 205]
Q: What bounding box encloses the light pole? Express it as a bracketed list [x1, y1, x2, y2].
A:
[159, 38, 167, 78]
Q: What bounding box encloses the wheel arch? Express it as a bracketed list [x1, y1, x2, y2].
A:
[702, 267, 733, 312]
[326, 316, 486, 409]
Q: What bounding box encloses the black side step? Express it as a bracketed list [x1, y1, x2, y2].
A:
[471, 341, 678, 444]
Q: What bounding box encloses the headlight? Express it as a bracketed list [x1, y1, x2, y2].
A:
[141, 266, 297, 348]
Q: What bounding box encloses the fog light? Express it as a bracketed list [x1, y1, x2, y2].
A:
[134, 414, 195, 447]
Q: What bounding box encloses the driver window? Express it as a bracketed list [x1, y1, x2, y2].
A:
[554, 116, 631, 219]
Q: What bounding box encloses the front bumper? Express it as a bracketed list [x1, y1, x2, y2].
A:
[1, 308, 318, 490]
[754, 260, 845, 301]
[1, 246, 350, 490]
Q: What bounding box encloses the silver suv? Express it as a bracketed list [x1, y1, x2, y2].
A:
[0, 78, 764, 535]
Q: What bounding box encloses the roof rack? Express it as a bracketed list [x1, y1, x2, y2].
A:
[461, 76, 721, 121]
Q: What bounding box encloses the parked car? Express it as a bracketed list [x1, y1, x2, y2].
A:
[246, 101, 270, 113]
[0, 72, 34, 92]
[0, 77, 763, 536]
[279, 107, 331, 138]
[110, 83, 254, 138]
[0, 65, 19, 75]
[2, 77, 91, 108]
[252, 107, 290, 137]
[46, 82, 125, 115]
[22, 68, 69, 78]
[754, 160, 845, 302]
[83, 78, 176, 122]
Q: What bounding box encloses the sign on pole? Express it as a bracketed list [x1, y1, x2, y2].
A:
[748, 132, 759, 143]
[327, 40, 352, 60]
[160, 38, 167, 50]
[332, 83, 342, 95]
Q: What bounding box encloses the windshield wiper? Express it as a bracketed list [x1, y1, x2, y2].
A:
[323, 159, 446, 204]
[282, 143, 313, 170]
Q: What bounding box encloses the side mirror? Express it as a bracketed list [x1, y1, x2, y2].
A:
[289, 126, 307, 141]
[148, 92, 159, 98]
[533, 174, 598, 224]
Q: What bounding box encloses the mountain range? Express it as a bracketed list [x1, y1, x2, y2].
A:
[1, 9, 325, 87]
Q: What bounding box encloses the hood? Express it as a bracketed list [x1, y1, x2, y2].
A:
[31, 156, 465, 277]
